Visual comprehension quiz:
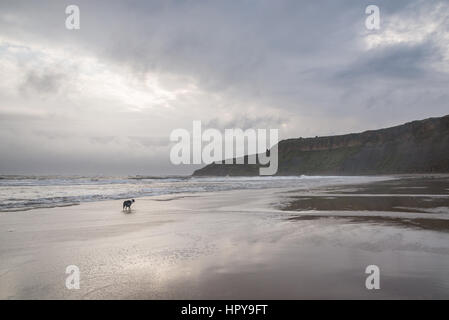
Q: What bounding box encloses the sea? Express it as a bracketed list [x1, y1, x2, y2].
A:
[0, 175, 386, 212]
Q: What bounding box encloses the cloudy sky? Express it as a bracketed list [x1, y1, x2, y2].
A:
[0, 0, 448, 175]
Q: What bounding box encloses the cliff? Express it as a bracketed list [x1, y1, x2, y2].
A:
[193, 115, 449, 176]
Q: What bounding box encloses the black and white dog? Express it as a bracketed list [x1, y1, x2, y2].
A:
[123, 199, 135, 211]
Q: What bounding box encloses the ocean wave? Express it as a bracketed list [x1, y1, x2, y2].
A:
[0, 175, 387, 212]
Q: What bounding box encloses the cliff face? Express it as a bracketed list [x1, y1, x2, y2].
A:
[193, 115, 449, 176]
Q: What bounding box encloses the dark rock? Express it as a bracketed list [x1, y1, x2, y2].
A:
[193, 115, 449, 176]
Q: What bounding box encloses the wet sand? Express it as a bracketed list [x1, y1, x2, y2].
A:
[282, 195, 449, 213]
[281, 175, 449, 231]
[1, 175, 449, 299]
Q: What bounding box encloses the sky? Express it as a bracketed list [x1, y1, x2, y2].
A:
[0, 0, 448, 175]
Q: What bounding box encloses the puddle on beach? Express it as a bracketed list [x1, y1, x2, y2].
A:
[280, 175, 449, 231]
[283, 195, 449, 213]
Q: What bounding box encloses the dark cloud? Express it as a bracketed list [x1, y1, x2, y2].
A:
[205, 114, 288, 131]
[0, 0, 448, 174]
[336, 42, 437, 80]
[127, 136, 170, 148]
[20, 69, 66, 95]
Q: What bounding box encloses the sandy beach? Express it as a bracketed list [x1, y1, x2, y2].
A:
[1, 175, 449, 299]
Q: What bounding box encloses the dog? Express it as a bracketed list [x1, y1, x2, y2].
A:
[123, 199, 135, 211]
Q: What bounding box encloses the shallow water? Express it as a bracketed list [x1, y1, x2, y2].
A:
[0, 175, 388, 212]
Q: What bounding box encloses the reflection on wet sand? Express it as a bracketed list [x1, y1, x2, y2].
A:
[322, 175, 449, 195]
[283, 195, 449, 213]
[281, 175, 449, 231]
[288, 215, 449, 232]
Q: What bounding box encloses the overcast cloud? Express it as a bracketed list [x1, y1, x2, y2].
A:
[0, 0, 448, 175]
